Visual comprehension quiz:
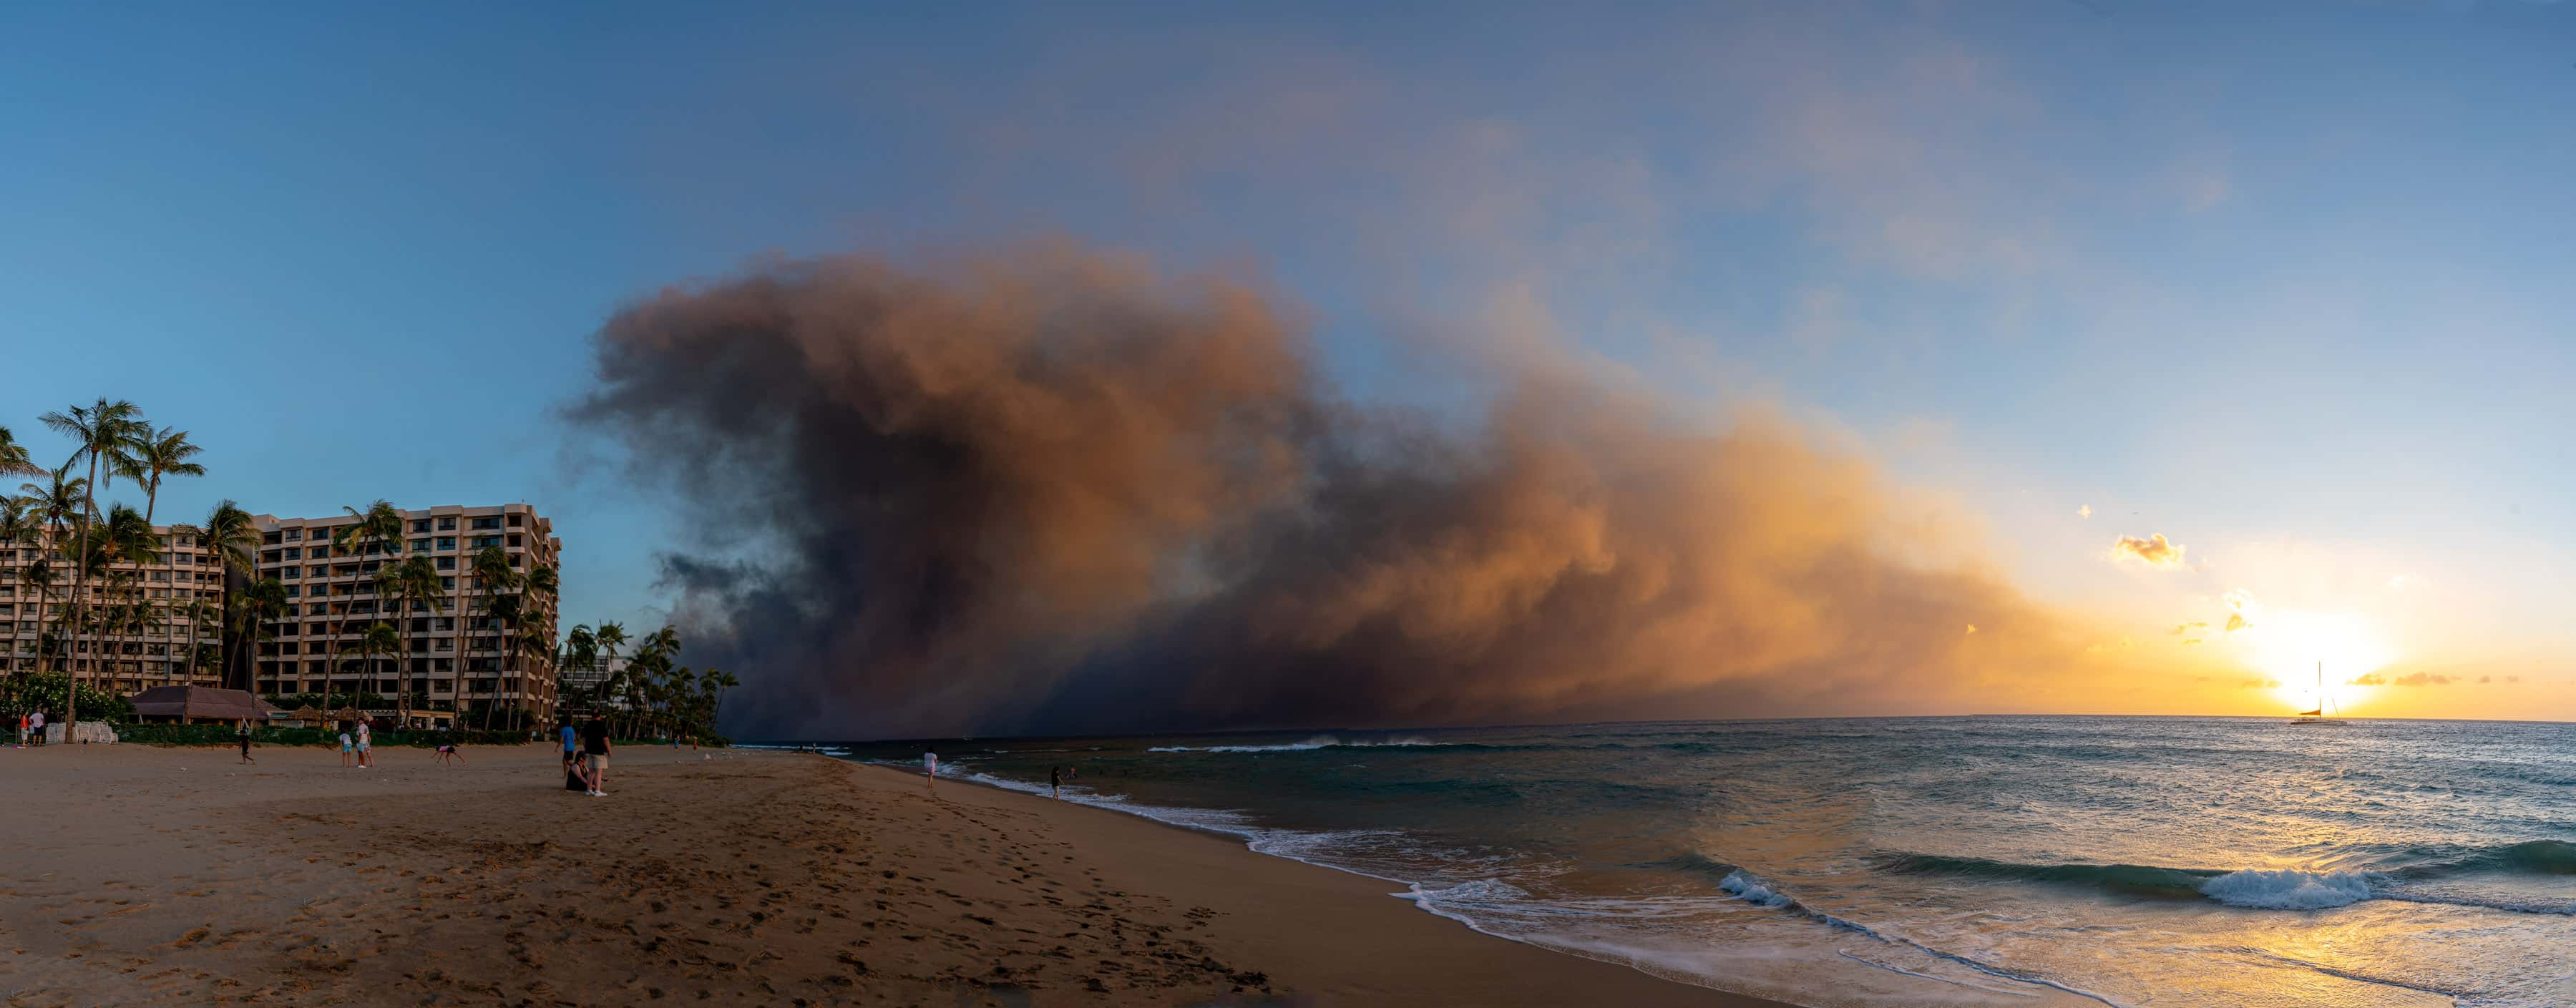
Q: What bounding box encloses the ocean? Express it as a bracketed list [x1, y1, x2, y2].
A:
[780, 716, 2576, 1007]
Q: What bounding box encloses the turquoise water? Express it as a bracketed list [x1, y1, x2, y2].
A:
[786, 717, 2576, 1007]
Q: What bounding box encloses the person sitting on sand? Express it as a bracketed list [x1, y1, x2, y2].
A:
[236, 719, 255, 765]
[338, 728, 353, 768]
[580, 713, 611, 797]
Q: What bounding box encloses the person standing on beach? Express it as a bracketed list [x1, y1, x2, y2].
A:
[338, 727, 353, 768]
[355, 719, 372, 768]
[923, 744, 938, 793]
[581, 713, 611, 796]
[236, 719, 255, 765]
[29, 710, 42, 746]
[560, 718, 579, 773]
[14, 711, 25, 748]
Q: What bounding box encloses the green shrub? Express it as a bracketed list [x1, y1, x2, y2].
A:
[0, 673, 134, 721]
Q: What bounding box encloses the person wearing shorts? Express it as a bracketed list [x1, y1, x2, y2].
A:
[236, 719, 255, 765]
[339, 729, 353, 768]
[923, 745, 938, 794]
[435, 743, 464, 765]
[355, 720, 372, 768]
[560, 719, 579, 773]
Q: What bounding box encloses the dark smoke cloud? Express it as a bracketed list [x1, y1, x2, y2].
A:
[575, 244, 2129, 738]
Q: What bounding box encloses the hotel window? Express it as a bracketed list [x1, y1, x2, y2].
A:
[411, 519, 430, 534]
[507, 514, 523, 527]
[285, 584, 301, 597]
[437, 517, 456, 531]
[506, 534, 522, 547]
[439, 576, 454, 589]
[411, 538, 430, 553]
[307, 565, 325, 577]
[283, 547, 301, 560]
[436, 537, 455, 550]
[283, 567, 298, 579]
[436, 557, 454, 570]
[263, 532, 282, 544]
[282, 529, 301, 542]
[471, 517, 500, 530]
[309, 544, 330, 559]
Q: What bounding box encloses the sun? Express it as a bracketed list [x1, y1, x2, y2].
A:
[2234, 610, 2397, 713]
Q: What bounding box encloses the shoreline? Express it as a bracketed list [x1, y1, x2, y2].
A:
[0, 743, 1780, 1007]
[847, 758, 1785, 1007]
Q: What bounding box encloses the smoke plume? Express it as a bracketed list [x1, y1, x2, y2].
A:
[575, 244, 2120, 738]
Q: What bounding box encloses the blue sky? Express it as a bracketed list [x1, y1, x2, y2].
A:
[5, 1, 2574, 712]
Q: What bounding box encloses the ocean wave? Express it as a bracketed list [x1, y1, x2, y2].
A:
[1882, 854, 2371, 909]
[1717, 869, 1791, 908]
[2197, 869, 2373, 909]
[1878, 853, 2220, 899]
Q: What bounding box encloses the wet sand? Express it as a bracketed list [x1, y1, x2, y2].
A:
[0, 743, 1780, 1007]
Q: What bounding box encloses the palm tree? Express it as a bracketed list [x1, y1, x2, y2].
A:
[356, 622, 400, 720]
[508, 610, 550, 735]
[74, 504, 157, 692]
[703, 668, 738, 728]
[0, 496, 38, 677]
[331, 501, 402, 705]
[463, 545, 519, 727]
[187, 501, 260, 688]
[16, 559, 57, 677]
[516, 562, 559, 732]
[560, 623, 597, 718]
[232, 577, 289, 695]
[19, 464, 85, 676]
[39, 398, 142, 730]
[0, 425, 41, 478]
[380, 554, 444, 725]
[592, 620, 628, 730]
[120, 426, 205, 678]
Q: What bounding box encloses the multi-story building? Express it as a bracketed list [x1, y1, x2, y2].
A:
[248, 504, 562, 725]
[556, 653, 632, 714]
[0, 522, 228, 692]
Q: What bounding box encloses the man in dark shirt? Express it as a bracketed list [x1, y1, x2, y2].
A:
[581, 715, 612, 797]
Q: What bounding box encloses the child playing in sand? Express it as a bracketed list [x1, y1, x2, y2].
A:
[435, 743, 464, 765]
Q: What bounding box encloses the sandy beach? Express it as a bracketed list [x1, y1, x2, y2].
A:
[0, 743, 1778, 1007]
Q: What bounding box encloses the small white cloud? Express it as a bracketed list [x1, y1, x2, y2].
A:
[2077, 504, 2092, 519]
[2111, 534, 2185, 569]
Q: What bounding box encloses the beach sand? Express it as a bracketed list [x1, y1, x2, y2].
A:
[0, 744, 1780, 1007]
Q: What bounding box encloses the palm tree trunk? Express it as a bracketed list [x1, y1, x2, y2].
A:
[62, 448, 102, 730]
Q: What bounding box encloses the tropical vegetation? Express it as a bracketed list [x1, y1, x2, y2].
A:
[557, 620, 731, 743]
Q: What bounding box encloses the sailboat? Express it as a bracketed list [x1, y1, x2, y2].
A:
[2289, 661, 2346, 725]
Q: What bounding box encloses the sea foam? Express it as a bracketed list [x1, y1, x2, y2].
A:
[2196, 869, 2373, 909]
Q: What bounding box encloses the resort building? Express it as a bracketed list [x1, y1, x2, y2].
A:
[247, 504, 562, 725]
[0, 521, 229, 692]
[556, 653, 633, 715]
